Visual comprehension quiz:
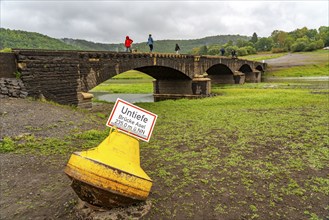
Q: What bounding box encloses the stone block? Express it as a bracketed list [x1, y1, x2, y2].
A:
[192, 78, 211, 95]
[0, 53, 17, 78]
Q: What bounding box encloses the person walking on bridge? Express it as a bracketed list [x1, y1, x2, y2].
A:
[125, 36, 133, 52]
[231, 49, 237, 58]
[220, 48, 225, 56]
[147, 34, 154, 53]
[175, 44, 181, 54]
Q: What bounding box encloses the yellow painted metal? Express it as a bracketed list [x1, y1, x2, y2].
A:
[64, 128, 152, 207]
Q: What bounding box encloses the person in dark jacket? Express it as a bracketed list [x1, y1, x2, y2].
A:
[231, 50, 237, 58]
[125, 36, 133, 52]
[220, 48, 225, 56]
[175, 44, 180, 54]
[147, 34, 154, 52]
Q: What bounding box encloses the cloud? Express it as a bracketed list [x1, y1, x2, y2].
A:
[1, 1, 328, 43]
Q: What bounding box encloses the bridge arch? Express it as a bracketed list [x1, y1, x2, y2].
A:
[238, 64, 254, 83]
[135, 66, 193, 95]
[238, 64, 253, 73]
[135, 66, 191, 80]
[255, 65, 264, 72]
[205, 64, 235, 84]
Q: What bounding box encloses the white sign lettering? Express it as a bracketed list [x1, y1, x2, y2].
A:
[106, 98, 157, 142]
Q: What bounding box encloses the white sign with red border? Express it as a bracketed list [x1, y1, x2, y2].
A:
[106, 98, 157, 142]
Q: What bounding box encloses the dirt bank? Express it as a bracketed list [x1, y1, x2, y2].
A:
[0, 98, 111, 220]
[265, 52, 328, 71]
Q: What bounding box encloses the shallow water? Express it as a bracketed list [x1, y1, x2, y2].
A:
[91, 92, 154, 103]
[91, 77, 329, 103]
[263, 76, 329, 90]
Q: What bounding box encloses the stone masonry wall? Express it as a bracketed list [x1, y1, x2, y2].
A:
[0, 78, 28, 98]
[0, 53, 28, 98]
[0, 53, 17, 78]
[14, 50, 81, 106]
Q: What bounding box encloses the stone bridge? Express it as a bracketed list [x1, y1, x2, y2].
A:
[1, 49, 266, 108]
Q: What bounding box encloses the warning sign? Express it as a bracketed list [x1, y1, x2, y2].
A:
[106, 98, 158, 142]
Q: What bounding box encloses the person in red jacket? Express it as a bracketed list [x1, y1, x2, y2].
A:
[125, 36, 133, 52]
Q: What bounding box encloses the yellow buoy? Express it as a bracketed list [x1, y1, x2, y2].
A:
[64, 128, 152, 208]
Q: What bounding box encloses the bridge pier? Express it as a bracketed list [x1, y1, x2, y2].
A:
[208, 73, 246, 84]
[77, 92, 94, 109]
[192, 77, 211, 95]
[153, 77, 211, 101]
[153, 79, 193, 95]
[208, 74, 234, 84]
[245, 71, 262, 83]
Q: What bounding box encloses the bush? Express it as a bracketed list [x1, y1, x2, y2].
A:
[315, 39, 324, 49]
[272, 47, 288, 53]
[225, 46, 239, 56]
[305, 42, 317, 51]
[208, 48, 219, 55]
[291, 37, 309, 52]
[0, 48, 12, 53]
[245, 46, 257, 54]
[291, 42, 307, 52]
[237, 47, 248, 56]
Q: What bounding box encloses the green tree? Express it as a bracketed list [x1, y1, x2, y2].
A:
[199, 45, 208, 55]
[207, 44, 220, 55]
[225, 46, 239, 56]
[255, 37, 273, 51]
[306, 29, 318, 40]
[318, 26, 329, 46]
[290, 27, 309, 39]
[291, 37, 309, 52]
[250, 32, 258, 44]
[271, 30, 288, 48]
[236, 39, 253, 48]
[224, 40, 234, 48]
[236, 47, 248, 56]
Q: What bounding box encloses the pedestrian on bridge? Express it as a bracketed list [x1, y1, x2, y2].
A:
[231, 50, 237, 58]
[175, 44, 180, 54]
[125, 36, 133, 52]
[147, 34, 154, 53]
[220, 48, 225, 56]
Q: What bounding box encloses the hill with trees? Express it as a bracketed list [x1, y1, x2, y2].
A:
[1, 26, 328, 56]
[0, 28, 250, 53]
[191, 26, 329, 57]
[62, 35, 251, 54]
[0, 28, 78, 50]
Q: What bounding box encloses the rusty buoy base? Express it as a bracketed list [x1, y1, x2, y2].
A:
[75, 198, 152, 220]
[70, 177, 142, 209]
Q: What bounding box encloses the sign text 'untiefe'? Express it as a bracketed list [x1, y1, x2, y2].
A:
[106, 98, 157, 142]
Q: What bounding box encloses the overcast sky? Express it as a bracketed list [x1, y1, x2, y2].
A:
[1, 0, 328, 43]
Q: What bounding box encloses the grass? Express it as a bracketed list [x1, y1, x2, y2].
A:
[1, 87, 328, 219]
[267, 63, 329, 77]
[90, 80, 153, 93]
[112, 70, 153, 80]
[243, 52, 287, 61]
[266, 50, 329, 77]
[136, 89, 329, 219]
[90, 70, 153, 93]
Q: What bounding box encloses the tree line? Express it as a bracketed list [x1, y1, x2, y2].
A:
[0, 28, 77, 50]
[1, 26, 328, 56]
[191, 26, 329, 56]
